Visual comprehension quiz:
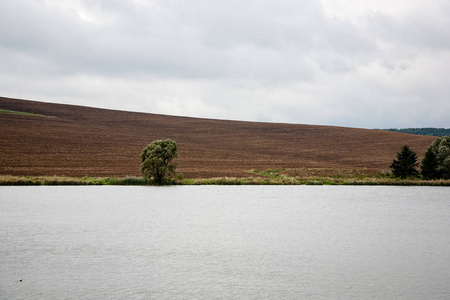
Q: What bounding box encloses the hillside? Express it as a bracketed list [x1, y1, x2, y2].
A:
[0, 97, 438, 178]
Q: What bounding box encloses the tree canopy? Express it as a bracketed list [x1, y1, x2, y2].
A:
[390, 145, 419, 178]
[141, 139, 178, 185]
[384, 128, 450, 137]
[421, 136, 450, 179]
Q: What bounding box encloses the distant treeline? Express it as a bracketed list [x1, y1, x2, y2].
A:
[383, 128, 450, 137]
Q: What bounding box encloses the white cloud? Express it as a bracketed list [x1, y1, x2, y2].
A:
[0, 0, 449, 128]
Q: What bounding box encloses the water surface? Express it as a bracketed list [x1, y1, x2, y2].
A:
[1, 186, 449, 299]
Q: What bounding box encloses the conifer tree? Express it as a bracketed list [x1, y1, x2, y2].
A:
[421, 148, 438, 179]
[390, 145, 419, 178]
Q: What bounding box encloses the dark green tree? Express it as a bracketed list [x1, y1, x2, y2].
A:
[141, 139, 178, 185]
[421, 136, 450, 179]
[390, 145, 419, 178]
[421, 147, 438, 179]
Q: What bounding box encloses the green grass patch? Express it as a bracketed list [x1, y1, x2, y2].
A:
[0, 175, 99, 186]
[0, 109, 45, 117]
[1, 174, 450, 186]
[248, 169, 283, 179]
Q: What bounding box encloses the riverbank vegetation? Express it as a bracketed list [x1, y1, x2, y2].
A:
[2, 170, 450, 186]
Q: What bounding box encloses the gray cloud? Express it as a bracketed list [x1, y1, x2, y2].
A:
[1, 0, 449, 128]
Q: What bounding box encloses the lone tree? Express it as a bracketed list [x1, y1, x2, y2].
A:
[141, 139, 178, 185]
[390, 145, 419, 178]
[421, 136, 450, 179]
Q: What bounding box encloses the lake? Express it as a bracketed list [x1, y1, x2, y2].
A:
[1, 186, 450, 299]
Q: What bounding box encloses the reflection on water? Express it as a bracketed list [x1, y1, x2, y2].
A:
[1, 186, 450, 299]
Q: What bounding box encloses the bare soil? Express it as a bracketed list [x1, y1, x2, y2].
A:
[0, 97, 437, 178]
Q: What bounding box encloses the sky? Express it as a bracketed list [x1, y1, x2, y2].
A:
[1, 0, 449, 129]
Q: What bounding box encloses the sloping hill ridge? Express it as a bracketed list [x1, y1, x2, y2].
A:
[0, 97, 437, 178]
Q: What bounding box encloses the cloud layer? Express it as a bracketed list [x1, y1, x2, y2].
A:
[1, 0, 449, 128]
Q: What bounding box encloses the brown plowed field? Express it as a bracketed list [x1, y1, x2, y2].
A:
[0, 96, 437, 178]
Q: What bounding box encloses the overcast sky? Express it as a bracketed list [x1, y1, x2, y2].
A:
[1, 0, 449, 128]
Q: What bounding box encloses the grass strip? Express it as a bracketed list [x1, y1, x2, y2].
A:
[0, 109, 45, 117]
[1, 175, 449, 186]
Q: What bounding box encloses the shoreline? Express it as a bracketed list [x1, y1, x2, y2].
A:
[1, 175, 449, 186]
